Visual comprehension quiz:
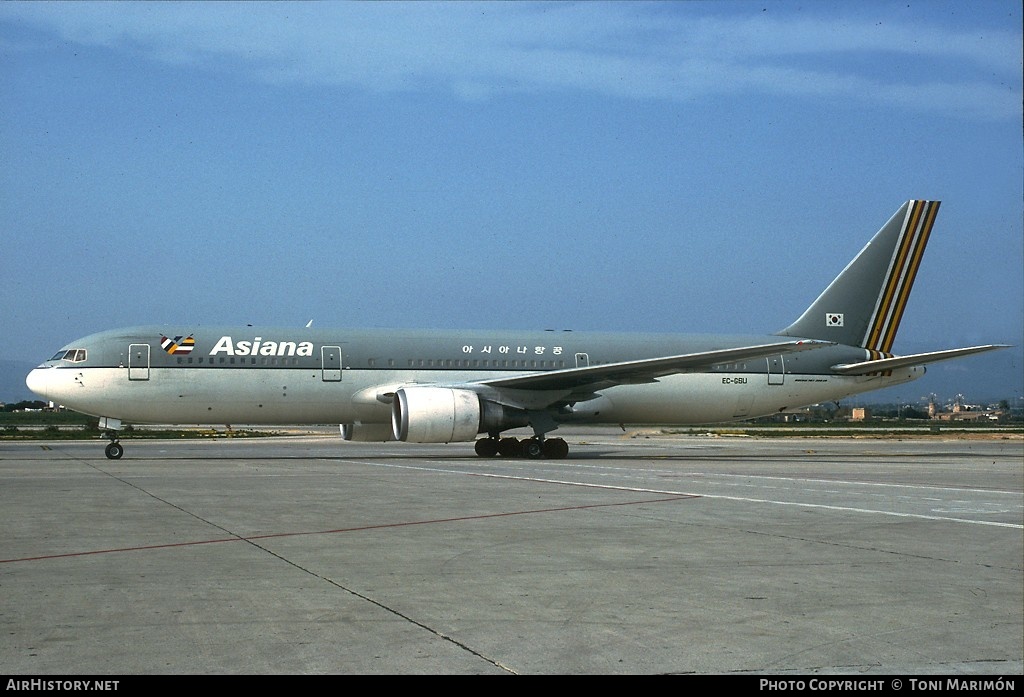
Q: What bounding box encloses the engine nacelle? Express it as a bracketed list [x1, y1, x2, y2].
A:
[392, 387, 482, 443]
[340, 423, 396, 442]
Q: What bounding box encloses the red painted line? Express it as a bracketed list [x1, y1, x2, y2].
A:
[1, 495, 698, 564]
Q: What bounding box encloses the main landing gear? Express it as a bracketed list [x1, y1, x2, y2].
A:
[474, 410, 569, 459]
[474, 435, 570, 459]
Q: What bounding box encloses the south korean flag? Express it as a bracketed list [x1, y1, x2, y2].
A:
[826, 313, 844, 327]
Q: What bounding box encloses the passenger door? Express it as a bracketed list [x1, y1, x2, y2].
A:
[128, 343, 150, 381]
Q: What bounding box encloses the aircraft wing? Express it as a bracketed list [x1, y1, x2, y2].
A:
[830, 345, 1010, 375]
[475, 339, 831, 393]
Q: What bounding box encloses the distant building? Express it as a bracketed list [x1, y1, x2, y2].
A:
[932, 408, 1005, 423]
[850, 407, 872, 421]
[929, 397, 1006, 422]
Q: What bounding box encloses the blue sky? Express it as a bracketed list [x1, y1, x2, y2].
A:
[1, 1, 1021, 404]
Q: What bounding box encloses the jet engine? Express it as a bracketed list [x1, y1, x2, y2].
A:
[391, 387, 529, 443]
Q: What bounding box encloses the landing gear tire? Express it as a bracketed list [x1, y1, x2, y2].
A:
[541, 437, 569, 459]
[474, 437, 499, 457]
[105, 442, 124, 460]
[522, 438, 543, 459]
[497, 437, 522, 457]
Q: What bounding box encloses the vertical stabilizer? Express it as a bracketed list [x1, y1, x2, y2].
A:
[778, 200, 940, 351]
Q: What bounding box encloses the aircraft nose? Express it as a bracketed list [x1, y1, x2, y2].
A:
[26, 367, 53, 401]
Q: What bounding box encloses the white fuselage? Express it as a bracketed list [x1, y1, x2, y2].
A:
[27, 360, 920, 429]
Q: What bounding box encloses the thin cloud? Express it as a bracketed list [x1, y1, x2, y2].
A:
[2, 2, 1020, 119]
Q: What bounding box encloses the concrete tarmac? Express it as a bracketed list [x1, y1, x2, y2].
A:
[1, 429, 1021, 675]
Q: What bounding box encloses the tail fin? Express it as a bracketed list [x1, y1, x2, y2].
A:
[779, 200, 940, 352]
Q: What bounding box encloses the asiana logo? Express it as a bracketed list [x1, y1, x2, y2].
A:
[209, 336, 314, 357]
[160, 335, 195, 355]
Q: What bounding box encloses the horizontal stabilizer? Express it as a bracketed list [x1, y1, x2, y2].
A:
[830, 345, 1010, 375]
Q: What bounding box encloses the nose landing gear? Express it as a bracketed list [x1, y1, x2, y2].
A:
[99, 417, 124, 459]
[104, 440, 124, 460]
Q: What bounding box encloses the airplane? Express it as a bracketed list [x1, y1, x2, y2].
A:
[26, 200, 1008, 460]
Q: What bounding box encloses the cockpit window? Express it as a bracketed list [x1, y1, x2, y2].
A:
[50, 349, 87, 362]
